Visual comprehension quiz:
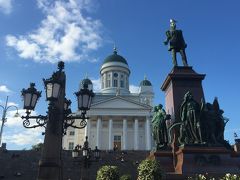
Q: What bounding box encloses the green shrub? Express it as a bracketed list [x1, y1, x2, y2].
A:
[96, 165, 120, 180]
[137, 159, 164, 180]
[120, 174, 131, 180]
[187, 173, 240, 180]
[221, 173, 240, 180]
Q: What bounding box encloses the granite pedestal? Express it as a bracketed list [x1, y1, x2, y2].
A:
[161, 66, 205, 122]
[174, 146, 240, 175]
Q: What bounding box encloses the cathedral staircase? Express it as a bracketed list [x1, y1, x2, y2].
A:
[0, 150, 150, 180]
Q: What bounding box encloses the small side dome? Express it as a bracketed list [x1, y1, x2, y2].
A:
[81, 78, 92, 86]
[140, 79, 152, 86]
[80, 78, 93, 90]
[102, 48, 128, 65]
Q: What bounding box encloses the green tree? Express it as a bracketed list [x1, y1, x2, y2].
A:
[120, 174, 132, 180]
[31, 143, 43, 151]
[96, 165, 120, 180]
[137, 159, 164, 180]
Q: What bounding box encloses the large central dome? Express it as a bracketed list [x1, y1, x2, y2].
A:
[102, 48, 128, 65]
[100, 48, 130, 94]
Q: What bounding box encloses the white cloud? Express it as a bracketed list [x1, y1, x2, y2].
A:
[0, 0, 12, 14]
[4, 129, 43, 146]
[6, 0, 102, 63]
[5, 109, 38, 127]
[130, 85, 139, 93]
[2, 109, 43, 147]
[92, 78, 101, 92]
[0, 85, 11, 93]
[7, 102, 18, 107]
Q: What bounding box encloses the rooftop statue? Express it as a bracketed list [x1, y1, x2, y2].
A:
[164, 19, 188, 67]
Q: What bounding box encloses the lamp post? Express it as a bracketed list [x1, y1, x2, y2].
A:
[0, 96, 19, 147]
[72, 136, 100, 180]
[93, 146, 100, 161]
[21, 61, 94, 180]
[82, 136, 91, 168]
[73, 137, 101, 162]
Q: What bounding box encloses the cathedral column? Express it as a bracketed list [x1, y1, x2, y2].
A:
[73, 128, 79, 148]
[85, 119, 91, 139]
[123, 118, 127, 150]
[145, 117, 151, 150]
[96, 117, 102, 149]
[134, 118, 139, 150]
[108, 118, 113, 150]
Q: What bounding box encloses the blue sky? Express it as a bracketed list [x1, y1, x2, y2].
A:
[0, 0, 240, 149]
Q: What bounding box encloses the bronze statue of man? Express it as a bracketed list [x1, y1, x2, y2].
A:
[164, 19, 188, 67]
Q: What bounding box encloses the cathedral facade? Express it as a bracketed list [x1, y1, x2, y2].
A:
[63, 48, 154, 150]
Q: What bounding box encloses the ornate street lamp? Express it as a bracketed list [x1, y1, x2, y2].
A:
[63, 85, 94, 131]
[0, 96, 19, 147]
[64, 98, 72, 118]
[72, 137, 94, 167]
[21, 83, 47, 129]
[75, 83, 94, 112]
[64, 99, 72, 111]
[44, 80, 61, 101]
[20, 61, 95, 180]
[72, 144, 82, 158]
[82, 136, 90, 157]
[82, 136, 91, 168]
[93, 146, 100, 161]
[21, 83, 41, 111]
[43, 61, 64, 101]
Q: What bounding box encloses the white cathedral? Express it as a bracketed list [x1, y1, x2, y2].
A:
[63, 48, 154, 151]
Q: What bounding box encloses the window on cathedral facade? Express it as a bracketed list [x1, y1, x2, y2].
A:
[68, 142, 74, 150]
[102, 77, 104, 88]
[120, 80, 124, 88]
[113, 72, 118, 87]
[69, 131, 75, 136]
[113, 79, 118, 87]
[114, 135, 121, 141]
[120, 74, 124, 88]
[107, 74, 111, 87]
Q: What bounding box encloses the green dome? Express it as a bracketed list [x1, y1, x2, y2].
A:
[103, 49, 128, 65]
[81, 78, 92, 86]
[140, 79, 152, 86]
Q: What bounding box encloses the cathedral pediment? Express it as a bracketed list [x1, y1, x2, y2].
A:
[91, 96, 151, 110]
